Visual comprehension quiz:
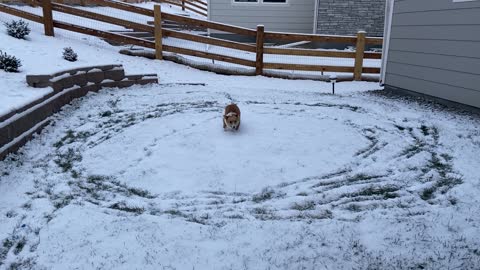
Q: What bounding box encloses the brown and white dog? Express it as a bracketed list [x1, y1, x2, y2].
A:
[223, 104, 241, 130]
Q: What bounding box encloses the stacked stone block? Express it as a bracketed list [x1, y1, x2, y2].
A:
[316, 0, 385, 37]
[0, 64, 158, 160]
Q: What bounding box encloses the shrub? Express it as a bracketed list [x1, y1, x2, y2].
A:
[62, 47, 78, 62]
[4, 19, 30, 39]
[0, 50, 22, 72]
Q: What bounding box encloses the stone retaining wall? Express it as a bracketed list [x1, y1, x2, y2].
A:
[316, 0, 386, 37]
[0, 64, 158, 160]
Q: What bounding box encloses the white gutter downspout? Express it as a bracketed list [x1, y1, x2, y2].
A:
[380, 0, 395, 85]
[313, 0, 319, 34]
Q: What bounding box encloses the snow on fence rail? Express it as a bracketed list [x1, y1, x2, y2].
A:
[0, 0, 383, 81]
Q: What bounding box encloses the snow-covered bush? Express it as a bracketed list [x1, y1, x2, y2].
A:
[0, 50, 22, 72]
[62, 47, 78, 62]
[4, 19, 31, 39]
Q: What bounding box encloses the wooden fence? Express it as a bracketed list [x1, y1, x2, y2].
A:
[153, 0, 207, 17]
[0, 0, 383, 81]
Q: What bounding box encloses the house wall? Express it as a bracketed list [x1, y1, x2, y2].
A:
[316, 0, 386, 37]
[208, 0, 315, 33]
[384, 0, 480, 109]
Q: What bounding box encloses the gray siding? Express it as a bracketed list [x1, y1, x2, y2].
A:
[385, 0, 480, 108]
[316, 0, 386, 36]
[208, 0, 315, 33]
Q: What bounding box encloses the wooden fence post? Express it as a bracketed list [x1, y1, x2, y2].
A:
[42, 0, 54, 37]
[255, 25, 264, 76]
[354, 31, 366, 81]
[154, 5, 163, 60]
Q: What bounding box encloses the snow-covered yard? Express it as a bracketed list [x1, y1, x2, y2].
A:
[1, 8, 480, 270]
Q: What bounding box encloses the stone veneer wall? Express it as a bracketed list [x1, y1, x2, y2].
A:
[316, 0, 385, 37]
[0, 64, 158, 160]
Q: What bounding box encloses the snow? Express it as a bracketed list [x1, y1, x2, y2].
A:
[50, 72, 72, 82]
[0, 4, 381, 117]
[1, 4, 480, 270]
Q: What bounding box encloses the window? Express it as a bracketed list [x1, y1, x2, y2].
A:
[453, 0, 479, 2]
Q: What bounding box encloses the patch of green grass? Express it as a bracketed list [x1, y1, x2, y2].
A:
[163, 209, 187, 218]
[21, 202, 32, 210]
[420, 125, 429, 136]
[297, 102, 362, 112]
[123, 186, 155, 199]
[298, 209, 333, 220]
[6, 258, 36, 270]
[436, 177, 463, 191]
[2, 237, 14, 250]
[44, 213, 54, 223]
[252, 187, 275, 203]
[419, 153, 463, 201]
[232, 197, 247, 204]
[225, 214, 244, 219]
[346, 173, 384, 183]
[52, 194, 74, 210]
[74, 175, 156, 206]
[54, 148, 82, 172]
[109, 201, 144, 215]
[346, 204, 362, 212]
[420, 187, 436, 201]
[1, 237, 14, 264]
[426, 153, 452, 177]
[355, 185, 400, 200]
[71, 170, 80, 179]
[186, 215, 208, 225]
[53, 130, 93, 148]
[291, 200, 316, 211]
[401, 142, 427, 158]
[107, 99, 119, 108]
[53, 129, 74, 148]
[354, 133, 379, 158]
[100, 111, 112, 117]
[449, 197, 458, 206]
[5, 211, 16, 218]
[13, 238, 26, 255]
[252, 207, 272, 218]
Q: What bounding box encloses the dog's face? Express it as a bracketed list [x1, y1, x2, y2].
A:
[224, 113, 239, 129]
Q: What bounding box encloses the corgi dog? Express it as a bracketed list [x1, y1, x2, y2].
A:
[223, 104, 241, 130]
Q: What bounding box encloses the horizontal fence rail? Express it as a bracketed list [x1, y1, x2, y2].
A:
[161, 12, 257, 36]
[0, 0, 383, 81]
[153, 0, 207, 17]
